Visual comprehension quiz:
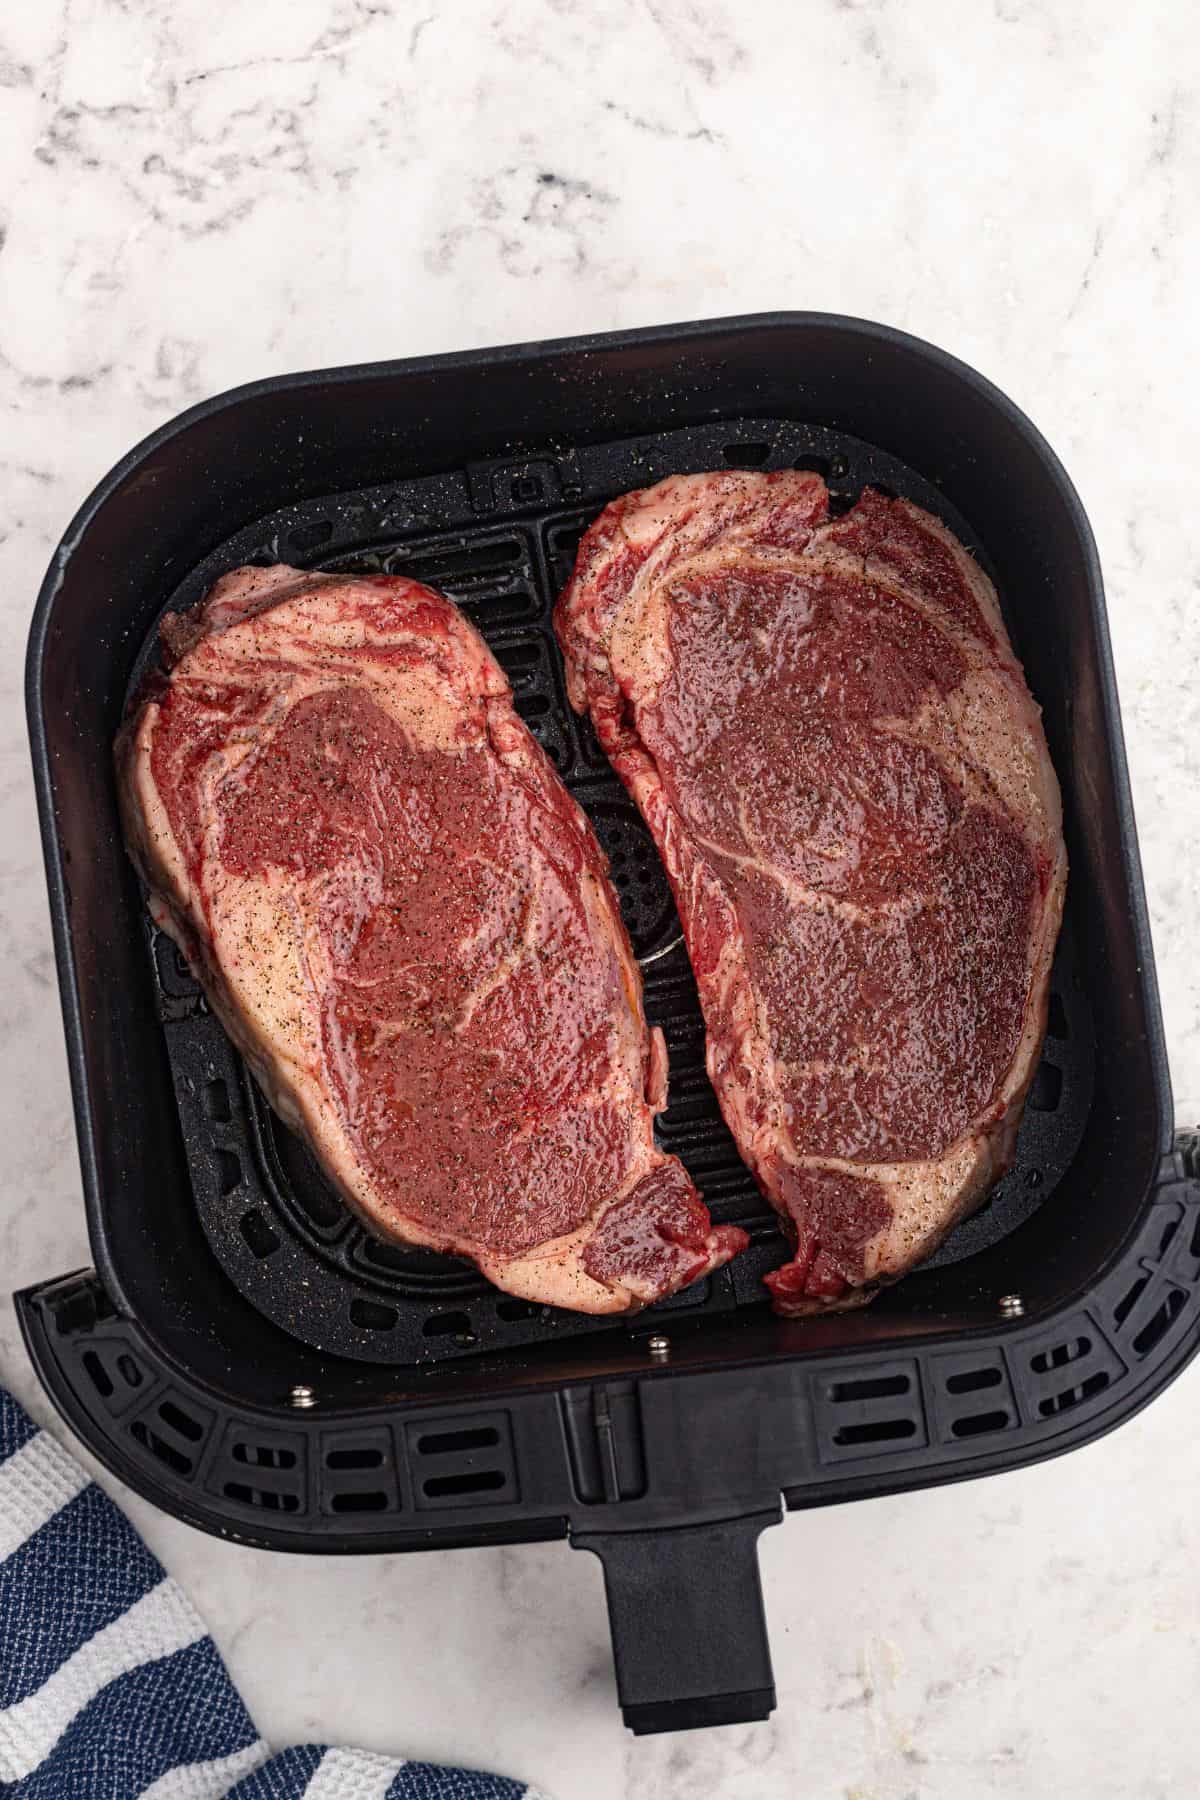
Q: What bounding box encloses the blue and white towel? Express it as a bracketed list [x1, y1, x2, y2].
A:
[1, 1387, 548, 1799]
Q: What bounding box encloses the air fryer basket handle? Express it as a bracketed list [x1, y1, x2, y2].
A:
[575, 1507, 781, 1734]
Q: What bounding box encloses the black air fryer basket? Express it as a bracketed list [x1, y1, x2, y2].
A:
[22, 315, 1197, 1734]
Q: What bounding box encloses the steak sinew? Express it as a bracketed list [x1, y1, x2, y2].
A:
[555, 472, 1066, 1313]
[117, 565, 746, 1314]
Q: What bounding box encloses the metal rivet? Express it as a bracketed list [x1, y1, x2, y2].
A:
[999, 1294, 1025, 1319]
[289, 1384, 317, 1408]
[647, 1334, 671, 1359]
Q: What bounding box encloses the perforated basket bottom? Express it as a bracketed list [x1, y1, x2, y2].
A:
[131, 416, 1095, 1365]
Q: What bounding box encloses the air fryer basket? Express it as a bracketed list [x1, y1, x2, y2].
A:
[125, 413, 1095, 1366]
[21, 315, 1194, 1734]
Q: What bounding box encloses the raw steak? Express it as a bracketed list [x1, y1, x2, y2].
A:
[117, 565, 746, 1314]
[555, 472, 1066, 1313]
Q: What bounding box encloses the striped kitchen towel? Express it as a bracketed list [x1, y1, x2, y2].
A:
[1, 1387, 548, 1799]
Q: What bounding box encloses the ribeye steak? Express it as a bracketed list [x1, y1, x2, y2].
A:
[555, 472, 1066, 1312]
[117, 565, 746, 1314]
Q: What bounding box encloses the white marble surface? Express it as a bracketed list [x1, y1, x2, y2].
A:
[2, 1, 1199, 1794]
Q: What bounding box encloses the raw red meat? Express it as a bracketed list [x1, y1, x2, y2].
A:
[555, 472, 1066, 1312]
[117, 565, 746, 1314]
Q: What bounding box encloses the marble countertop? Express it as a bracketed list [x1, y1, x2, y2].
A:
[2, 1, 1198, 1794]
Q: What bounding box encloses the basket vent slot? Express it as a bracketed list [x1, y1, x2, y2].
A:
[945, 1366, 1003, 1396]
[422, 1469, 505, 1498]
[239, 1210, 280, 1259]
[232, 1442, 296, 1469]
[722, 440, 770, 468]
[417, 1426, 499, 1456]
[214, 1149, 242, 1195]
[130, 1420, 191, 1475]
[384, 534, 538, 626]
[814, 1360, 927, 1463]
[317, 1429, 400, 1518]
[1132, 1288, 1187, 1356]
[931, 1352, 1018, 1445]
[389, 535, 524, 591]
[83, 1350, 114, 1398]
[545, 519, 585, 566]
[495, 1298, 547, 1323]
[204, 1079, 231, 1122]
[422, 1311, 474, 1341]
[1031, 1337, 1089, 1373]
[1113, 1275, 1148, 1329]
[223, 1481, 300, 1513]
[408, 1412, 517, 1510]
[1038, 1372, 1110, 1417]
[206, 1422, 305, 1514]
[129, 1393, 213, 1477]
[830, 1374, 910, 1403]
[1115, 1203, 1196, 1302]
[82, 1342, 147, 1412]
[349, 1298, 399, 1333]
[326, 1446, 383, 1471]
[950, 1410, 1011, 1439]
[483, 633, 572, 767]
[128, 1391, 213, 1476]
[544, 516, 594, 601]
[330, 1489, 388, 1512]
[1110, 1223, 1196, 1359]
[493, 640, 545, 684]
[833, 1417, 916, 1448]
[1025, 1319, 1124, 1420]
[159, 1400, 204, 1442]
